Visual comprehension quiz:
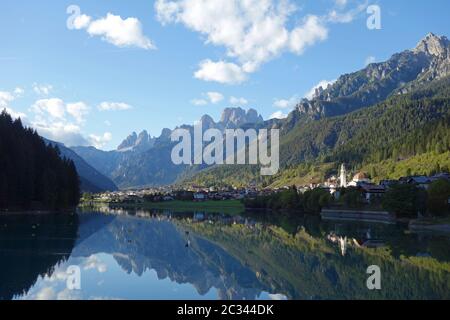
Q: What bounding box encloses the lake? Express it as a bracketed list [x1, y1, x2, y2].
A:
[1, 206, 449, 300]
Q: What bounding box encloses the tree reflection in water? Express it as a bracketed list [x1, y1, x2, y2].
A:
[1, 207, 449, 300]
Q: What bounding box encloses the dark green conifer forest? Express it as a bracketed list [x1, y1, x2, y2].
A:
[0, 110, 80, 211]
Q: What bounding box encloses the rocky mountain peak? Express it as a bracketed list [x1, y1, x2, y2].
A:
[220, 107, 263, 128]
[136, 130, 149, 145]
[414, 33, 449, 57]
[160, 128, 172, 139]
[291, 33, 450, 121]
[200, 114, 216, 129]
[246, 108, 264, 124]
[118, 130, 155, 152]
[117, 132, 138, 151]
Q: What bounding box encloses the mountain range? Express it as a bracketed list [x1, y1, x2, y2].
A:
[70, 33, 450, 189]
[72, 107, 265, 188]
[45, 139, 118, 193]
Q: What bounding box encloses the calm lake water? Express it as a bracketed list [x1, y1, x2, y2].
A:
[1, 206, 449, 300]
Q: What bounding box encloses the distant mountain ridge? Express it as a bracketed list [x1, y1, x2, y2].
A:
[72, 107, 265, 188]
[117, 130, 156, 153]
[115, 107, 264, 153]
[72, 33, 450, 189]
[45, 139, 118, 193]
[287, 33, 450, 123]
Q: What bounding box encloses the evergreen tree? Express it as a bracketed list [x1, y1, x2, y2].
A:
[0, 110, 81, 211]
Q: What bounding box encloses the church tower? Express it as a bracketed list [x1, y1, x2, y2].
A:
[340, 164, 347, 188]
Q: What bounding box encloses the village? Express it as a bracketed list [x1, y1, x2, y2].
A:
[84, 164, 450, 212]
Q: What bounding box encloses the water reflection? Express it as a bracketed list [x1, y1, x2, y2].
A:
[0, 214, 78, 300]
[0, 207, 449, 300]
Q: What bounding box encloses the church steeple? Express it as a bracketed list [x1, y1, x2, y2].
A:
[340, 164, 347, 188]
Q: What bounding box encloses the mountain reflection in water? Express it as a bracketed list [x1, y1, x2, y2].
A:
[0, 206, 449, 300]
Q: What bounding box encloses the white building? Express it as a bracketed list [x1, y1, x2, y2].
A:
[340, 164, 347, 188]
[348, 172, 371, 187]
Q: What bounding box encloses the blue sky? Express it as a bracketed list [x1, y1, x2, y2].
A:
[0, 0, 449, 150]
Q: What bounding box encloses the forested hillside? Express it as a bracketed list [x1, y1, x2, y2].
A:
[0, 111, 80, 211]
[185, 76, 450, 188]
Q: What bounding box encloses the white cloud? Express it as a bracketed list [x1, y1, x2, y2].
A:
[289, 15, 328, 54]
[0, 91, 15, 108]
[0, 88, 27, 119]
[155, 0, 369, 83]
[98, 102, 133, 111]
[335, 0, 348, 6]
[191, 98, 208, 106]
[191, 91, 225, 105]
[35, 287, 56, 300]
[73, 14, 92, 30]
[14, 87, 24, 96]
[32, 98, 92, 123]
[365, 55, 376, 66]
[27, 97, 113, 149]
[3, 107, 27, 119]
[30, 98, 94, 147]
[155, 0, 297, 69]
[270, 111, 288, 120]
[327, 10, 353, 23]
[230, 96, 248, 106]
[32, 120, 89, 147]
[206, 91, 224, 104]
[31, 98, 66, 119]
[88, 132, 113, 149]
[1, 87, 24, 107]
[194, 60, 247, 84]
[67, 102, 90, 123]
[273, 95, 299, 109]
[156, 0, 330, 83]
[76, 13, 155, 50]
[57, 288, 83, 301]
[305, 79, 336, 100]
[33, 84, 53, 96]
[83, 255, 108, 273]
[272, 79, 336, 113]
[327, 1, 369, 23]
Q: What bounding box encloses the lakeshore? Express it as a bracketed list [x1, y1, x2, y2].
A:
[409, 217, 450, 234]
[320, 208, 396, 224]
[84, 199, 246, 215]
[79, 198, 450, 234]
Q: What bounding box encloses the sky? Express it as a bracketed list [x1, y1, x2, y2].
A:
[0, 0, 449, 150]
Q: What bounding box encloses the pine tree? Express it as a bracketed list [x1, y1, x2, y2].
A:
[0, 110, 81, 211]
